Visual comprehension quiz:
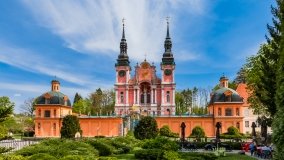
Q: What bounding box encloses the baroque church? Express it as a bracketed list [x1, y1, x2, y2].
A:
[33, 21, 259, 138]
[114, 21, 176, 116]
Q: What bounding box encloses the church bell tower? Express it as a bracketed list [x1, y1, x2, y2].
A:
[160, 18, 176, 115]
[114, 19, 131, 115]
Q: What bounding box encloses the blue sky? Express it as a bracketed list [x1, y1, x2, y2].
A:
[0, 0, 274, 112]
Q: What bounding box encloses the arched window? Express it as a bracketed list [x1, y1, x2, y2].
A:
[218, 108, 222, 116]
[166, 91, 170, 103]
[225, 108, 232, 116]
[120, 92, 124, 103]
[38, 123, 41, 129]
[44, 110, 51, 117]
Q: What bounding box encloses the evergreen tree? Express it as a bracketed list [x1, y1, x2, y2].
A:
[73, 92, 82, 104]
[0, 96, 14, 122]
[273, 0, 284, 157]
[134, 116, 158, 140]
[60, 115, 82, 138]
[234, 67, 246, 84]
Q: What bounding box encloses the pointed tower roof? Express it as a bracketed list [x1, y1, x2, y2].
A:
[162, 17, 175, 65]
[116, 18, 130, 67]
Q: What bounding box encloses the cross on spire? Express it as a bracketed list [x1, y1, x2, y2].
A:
[122, 18, 125, 26]
[144, 53, 147, 61]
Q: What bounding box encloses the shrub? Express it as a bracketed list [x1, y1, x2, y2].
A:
[0, 146, 13, 154]
[59, 155, 84, 160]
[142, 136, 179, 151]
[134, 116, 158, 140]
[15, 139, 98, 158]
[60, 115, 82, 139]
[0, 155, 27, 160]
[0, 125, 7, 139]
[28, 153, 56, 160]
[86, 140, 112, 156]
[162, 151, 180, 160]
[227, 126, 240, 135]
[23, 131, 35, 137]
[160, 125, 171, 137]
[190, 126, 205, 138]
[134, 149, 163, 160]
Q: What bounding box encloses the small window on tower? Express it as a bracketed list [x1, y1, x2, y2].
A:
[120, 92, 124, 103]
[236, 108, 240, 116]
[225, 108, 232, 116]
[166, 91, 170, 103]
[44, 110, 51, 117]
[54, 109, 56, 117]
[45, 98, 50, 104]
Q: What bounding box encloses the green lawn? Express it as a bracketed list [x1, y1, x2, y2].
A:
[111, 153, 257, 160]
[217, 154, 257, 160]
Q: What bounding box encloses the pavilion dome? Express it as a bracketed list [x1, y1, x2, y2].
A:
[210, 87, 243, 104]
[35, 80, 71, 107]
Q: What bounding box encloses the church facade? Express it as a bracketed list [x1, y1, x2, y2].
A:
[114, 21, 176, 116]
[33, 21, 259, 138]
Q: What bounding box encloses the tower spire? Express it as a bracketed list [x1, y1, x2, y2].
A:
[116, 18, 130, 66]
[162, 17, 175, 65]
[122, 18, 126, 39]
[166, 16, 170, 39]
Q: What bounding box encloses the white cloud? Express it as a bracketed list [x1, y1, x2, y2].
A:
[22, 0, 206, 62]
[0, 43, 94, 86]
[13, 93, 22, 97]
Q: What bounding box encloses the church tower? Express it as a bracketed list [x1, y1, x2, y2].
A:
[114, 19, 131, 115]
[160, 19, 176, 115]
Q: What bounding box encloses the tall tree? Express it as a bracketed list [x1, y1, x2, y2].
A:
[273, 0, 284, 157]
[20, 98, 35, 118]
[0, 96, 14, 122]
[234, 67, 247, 84]
[73, 92, 82, 104]
[134, 116, 158, 140]
[60, 115, 82, 138]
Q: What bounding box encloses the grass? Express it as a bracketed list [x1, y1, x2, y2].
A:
[217, 154, 257, 160]
[111, 153, 257, 160]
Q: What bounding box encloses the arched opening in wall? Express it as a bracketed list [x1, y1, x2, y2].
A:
[166, 108, 171, 115]
[120, 92, 124, 103]
[139, 82, 151, 104]
[166, 91, 170, 103]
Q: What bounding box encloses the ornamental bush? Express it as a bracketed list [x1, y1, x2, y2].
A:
[28, 153, 56, 160]
[86, 140, 113, 156]
[134, 116, 158, 140]
[15, 139, 98, 158]
[142, 136, 179, 151]
[190, 126, 205, 138]
[160, 125, 171, 137]
[134, 149, 163, 160]
[162, 151, 180, 160]
[227, 126, 240, 135]
[60, 115, 82, 139]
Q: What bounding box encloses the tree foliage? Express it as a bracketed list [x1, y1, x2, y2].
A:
[273, 0, 284, 158]
[89, 88, 115, 115]
[0, 96, 14, 122]
[73, 92, 82, 104]
[134, 116, 158, 140]
[190, 126, 205, 138]
[20, 98, 35, 117]
[60, 115, 82, 138]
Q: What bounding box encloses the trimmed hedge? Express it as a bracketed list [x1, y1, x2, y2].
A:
[86, 140, 112, 156]
[28, 153, 56, 160]
[142, 136, 179, 151]
[134, 149, 163, 160]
